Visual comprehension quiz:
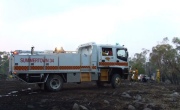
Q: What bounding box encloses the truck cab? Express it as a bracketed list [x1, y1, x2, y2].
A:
[78, 42, 129, 87]
[98, 45, 128, 65]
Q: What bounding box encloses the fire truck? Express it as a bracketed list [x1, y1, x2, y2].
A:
[9, 42, 129, 92]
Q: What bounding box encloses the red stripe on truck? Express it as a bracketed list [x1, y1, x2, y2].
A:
[99, 62, 128, 66]
[14, 66, 28, 70]
[14, 66, 97, 70]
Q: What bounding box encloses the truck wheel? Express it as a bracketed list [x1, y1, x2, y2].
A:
[45, 75, 63, 92]
[111, 74, 121, 88]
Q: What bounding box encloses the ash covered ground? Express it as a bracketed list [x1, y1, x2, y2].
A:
[0, 78, 180, 110]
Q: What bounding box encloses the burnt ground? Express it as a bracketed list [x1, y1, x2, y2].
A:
[0, 78, 180, 110]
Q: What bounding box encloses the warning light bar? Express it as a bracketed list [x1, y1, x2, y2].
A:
[12, 51, 18, 55]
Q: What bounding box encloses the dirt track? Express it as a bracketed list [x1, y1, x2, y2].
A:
[0, 79, 180, 110]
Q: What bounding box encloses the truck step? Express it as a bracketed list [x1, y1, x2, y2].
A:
[100, 69, 109, 81]
[81, 73, 91, 82]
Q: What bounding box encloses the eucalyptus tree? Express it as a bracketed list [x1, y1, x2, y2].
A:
[150, 37, 180, 84]
[129, 49, 149, 75]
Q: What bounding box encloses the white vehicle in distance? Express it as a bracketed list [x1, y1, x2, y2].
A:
[138, 74, 150, 81]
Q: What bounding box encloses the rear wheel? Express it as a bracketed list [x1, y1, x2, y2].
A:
[45, 75, 63, 92]
[111, 74, 121, 88]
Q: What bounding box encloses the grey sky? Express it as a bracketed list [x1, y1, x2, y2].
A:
[0, 0, 180, 57]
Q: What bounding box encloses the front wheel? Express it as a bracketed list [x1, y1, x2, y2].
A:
[111, 74, 121, 88]
[45, 75, 63, 92]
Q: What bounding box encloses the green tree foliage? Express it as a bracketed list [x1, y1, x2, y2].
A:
[150, 37, 180, 84]
[129, 37, 180, 84]
[129, 49, 149, 74]
[0, 52, 9, 74]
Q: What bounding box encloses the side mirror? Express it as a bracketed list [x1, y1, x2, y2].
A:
[126, 52, 129, 58]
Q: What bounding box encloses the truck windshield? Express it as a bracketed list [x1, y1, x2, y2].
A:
[116, 49, 128, 61]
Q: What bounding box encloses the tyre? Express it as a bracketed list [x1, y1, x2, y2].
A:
[111, 74, 121, 88]
[45, 75, 63, 92]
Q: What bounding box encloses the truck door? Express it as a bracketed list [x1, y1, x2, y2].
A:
[80, 46, 91, 72]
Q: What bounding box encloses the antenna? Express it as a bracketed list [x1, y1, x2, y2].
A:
[31, 46, 34, 55]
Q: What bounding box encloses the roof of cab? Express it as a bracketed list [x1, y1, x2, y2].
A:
[97, 44, 125, 48]
[78, 42, 126, 48]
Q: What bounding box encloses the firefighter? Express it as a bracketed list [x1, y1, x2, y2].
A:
[54, 47, 58, 53]
[156, 69, 160, 83]
[134, 68, 138, 81]
[108, 50, 112, 56]
[102, 49, 107, 56]
[60, 47, 65, 53]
